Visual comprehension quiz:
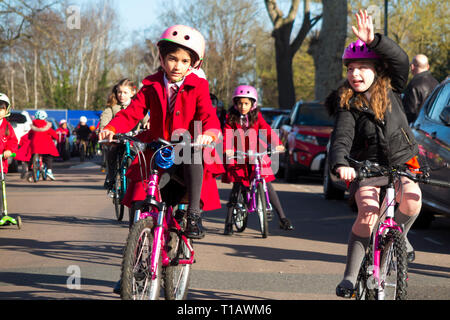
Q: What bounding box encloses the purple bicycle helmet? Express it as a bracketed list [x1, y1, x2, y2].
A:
[342, 39, 380, 66]
[232, 85, 258, 110]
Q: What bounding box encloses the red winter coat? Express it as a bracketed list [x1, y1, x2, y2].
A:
[56, 127, 70, 144]
[0, 119, 18, 173]
[15, 132, 31, 162]
[28, 119, 59, 157]
[104, 71, 224, 211]
[221, 112, 282, 187]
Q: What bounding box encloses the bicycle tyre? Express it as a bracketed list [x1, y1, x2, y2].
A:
[113, 164, 124, 221]
[31, 154, 40, 182]
[80, 142, 86, 162]
[256, 183, 269, 238]
[355, 245, 376, 300]
[121, 218, 161, 300]
[378, 229, 408, 300]
[231, 185, 248, 233]
[164, 231, 192, 300]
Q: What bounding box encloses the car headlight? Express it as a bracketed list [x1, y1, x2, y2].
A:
[295, 133, 318, 145]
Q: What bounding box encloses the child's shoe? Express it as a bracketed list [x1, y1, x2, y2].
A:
[279, 218, 294, 230]
[46, 169, 56, 181]
[224, 223, 234, 235]
[185, 211, 205, 239]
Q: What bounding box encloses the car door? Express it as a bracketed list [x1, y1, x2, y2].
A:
[412, 81, 450, 214]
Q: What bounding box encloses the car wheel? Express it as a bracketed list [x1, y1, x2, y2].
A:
[323, 160, 345, 200]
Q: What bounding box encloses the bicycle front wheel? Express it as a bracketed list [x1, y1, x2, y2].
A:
[164, 231, 192, 300]
[231, 185, 248, 233]
[113, 167, 124, 221]
[256, 183, 268, 238]
[378, 229, 408, 300]
[121, 218, 161, 300]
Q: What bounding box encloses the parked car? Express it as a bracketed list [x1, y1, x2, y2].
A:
[7, 110, 32, 172]
[410, 77, 450, 227]
[260, 107, 290, 125]
[279, 101, 334, 182]
[271, 114, 290, 130]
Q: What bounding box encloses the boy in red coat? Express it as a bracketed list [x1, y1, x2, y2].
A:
[0, 93, 18, 174]
[28, 110, 59, 180]
[100, 25, 223, 239]
[222, 85, 293, 234]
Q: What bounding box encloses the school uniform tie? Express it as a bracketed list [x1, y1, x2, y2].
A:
[168, 84, 179, 113]
[165, 84, 179, 140]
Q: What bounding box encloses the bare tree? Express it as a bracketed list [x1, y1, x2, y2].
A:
[308, 0, 347, 101]
[264, 0, 322, 109]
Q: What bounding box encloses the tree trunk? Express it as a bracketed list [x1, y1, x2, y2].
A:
[33, 48, 38, 109]
[308, 0, 347, 101]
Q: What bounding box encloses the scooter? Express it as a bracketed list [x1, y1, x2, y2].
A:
[0, 153, 22, 229]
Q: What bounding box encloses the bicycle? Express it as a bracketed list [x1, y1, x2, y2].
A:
[28, 153, 47, 183]
[226, 149, 282, 238]
[107, 135, 213, 300]
[100, 133, 135, 221]
[0, 153, 22, 229]
[344, 156, 450, 300]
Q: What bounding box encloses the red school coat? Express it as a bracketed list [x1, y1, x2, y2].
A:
[28, 119, 60, 157]
[221, 112, 282, 187]
[104, 70, 224, 211]
[0, 119, 18, 173]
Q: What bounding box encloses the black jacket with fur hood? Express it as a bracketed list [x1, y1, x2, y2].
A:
[328, 34, 418, 173]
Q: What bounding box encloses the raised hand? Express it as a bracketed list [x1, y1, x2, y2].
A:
[351, 9, 375, 44]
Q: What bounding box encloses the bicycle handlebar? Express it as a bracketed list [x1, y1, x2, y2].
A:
[344, 156, 450, 188]
[227, 149, 284, 160]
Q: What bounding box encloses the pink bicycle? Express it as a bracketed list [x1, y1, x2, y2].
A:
[116, 135, 213, 300]
[346, 157, 450, 300]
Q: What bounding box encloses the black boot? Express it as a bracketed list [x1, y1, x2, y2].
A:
[280, 218, 294, 230]
[224, 223, 234, 235]
[185, 211, 205, 239]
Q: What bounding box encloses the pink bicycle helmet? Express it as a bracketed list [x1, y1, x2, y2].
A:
[232, 85, 258, 110]
[342, 39, 380, 66]
[158, 25, 205, 69]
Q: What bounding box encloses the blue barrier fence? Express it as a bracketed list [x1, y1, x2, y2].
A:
[26, 109, 101, 127]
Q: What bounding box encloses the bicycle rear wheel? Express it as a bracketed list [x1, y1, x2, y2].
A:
[378, 229, 408, 300]
[231, 185, 248, 233]
[164, 231, 192, 300]
[121, 218, 161, 300]
[256, 183, 268, 238]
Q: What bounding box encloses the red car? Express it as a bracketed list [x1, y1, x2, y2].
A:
[279, 101, 334, 182]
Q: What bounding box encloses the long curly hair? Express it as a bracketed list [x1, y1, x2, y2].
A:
[338, 62, 391, 120]
[106, 78, 136, 107]
[227, 98, 259, 128]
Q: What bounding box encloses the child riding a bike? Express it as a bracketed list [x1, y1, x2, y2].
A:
[222, 85, 293, 234]
[27, 110, 59, 180]
[56, 119, 70, 161]
[99, 25, 224, 240]
[327, 10, 422, 298]
[99, 78, 149, 192]
[0, 93, 18, 173]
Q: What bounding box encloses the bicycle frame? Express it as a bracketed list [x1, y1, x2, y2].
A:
[245, 156, 272, 215]
[133, 150, 195, 280]
[371, 176, 403, 300]
[118, 139, 133, 199]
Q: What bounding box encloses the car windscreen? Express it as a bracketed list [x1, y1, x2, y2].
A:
[293, 105, 334, 126]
